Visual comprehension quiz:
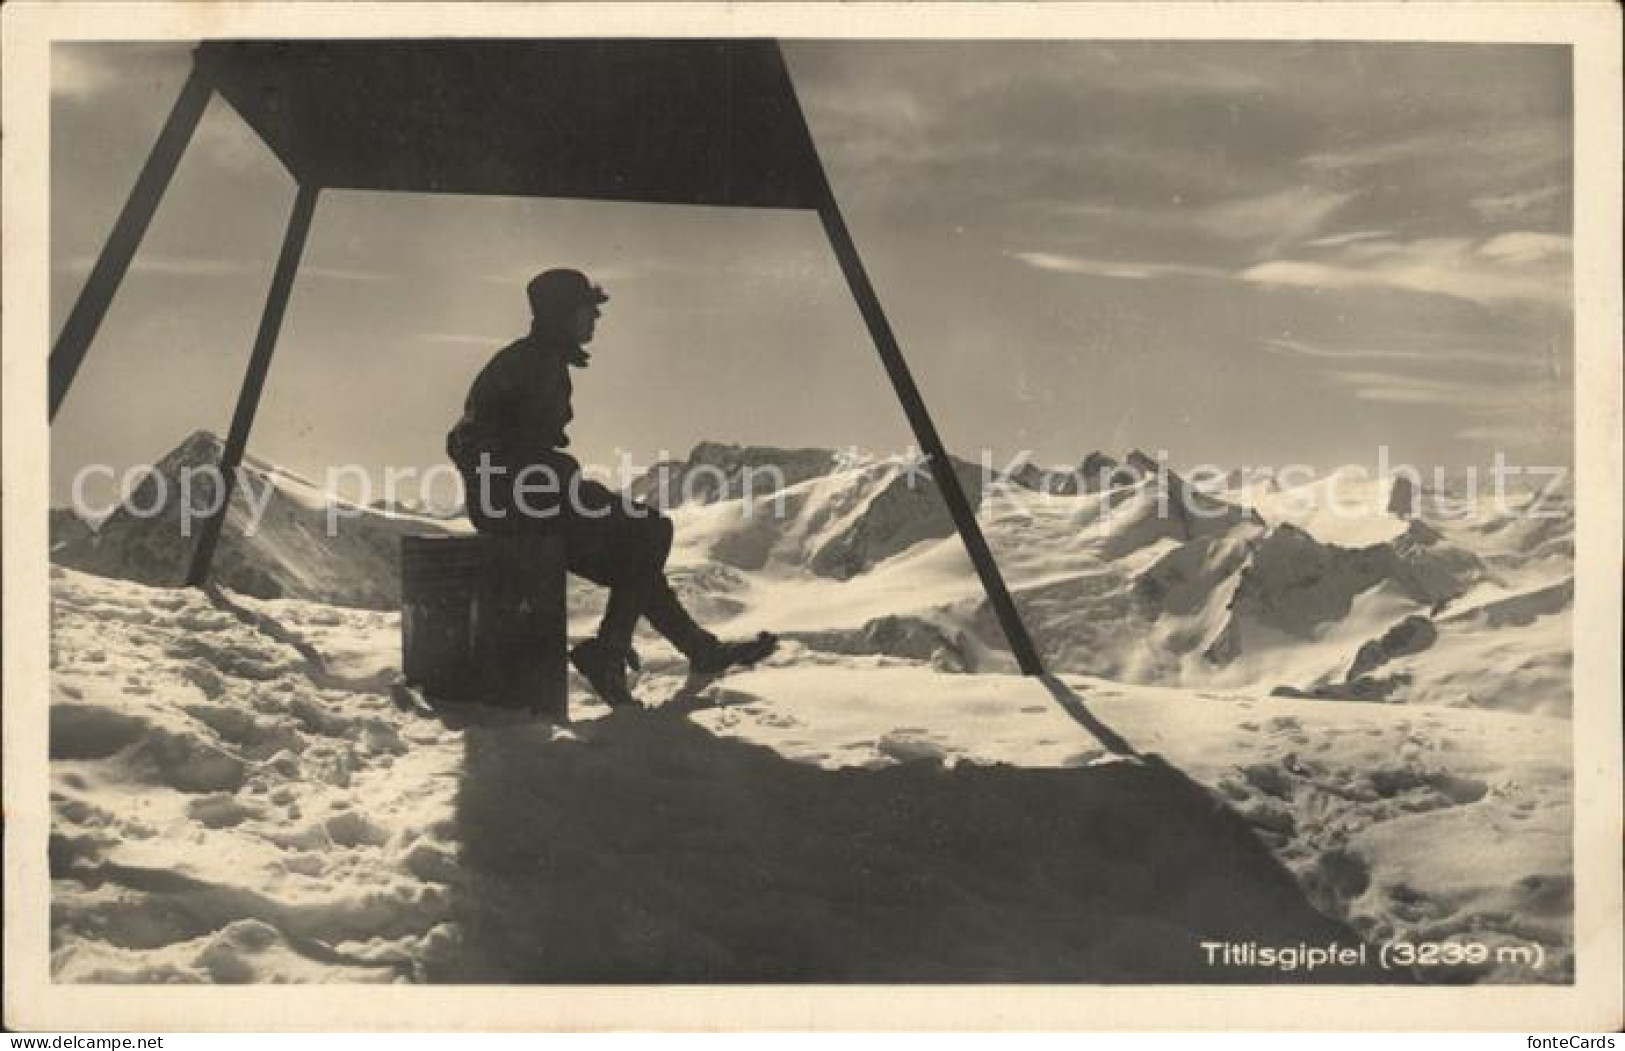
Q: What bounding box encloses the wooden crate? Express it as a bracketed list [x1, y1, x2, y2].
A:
[401, 532, 568, 719]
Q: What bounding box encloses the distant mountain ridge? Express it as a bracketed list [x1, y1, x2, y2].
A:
[50, 432, 1572, 712]
[628, 442, 843, 508]
[51, 430, 462, 608]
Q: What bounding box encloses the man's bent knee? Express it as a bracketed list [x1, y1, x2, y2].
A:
[646, 511, 674, 553]
[623, 510, 674, 565]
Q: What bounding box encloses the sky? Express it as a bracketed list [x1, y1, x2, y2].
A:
[49, 40, 1573, 507]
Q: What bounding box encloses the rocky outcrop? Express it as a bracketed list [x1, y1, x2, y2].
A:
[807, 457, 984, 580]
[1347, 615, 1438, 680]
[1009, 462, 1082, 496]
[1094, 458, 1264, 562]
[50, 507, 95, 554]
[1079, 451, 1120, 484]
[794, 614, 974, 672]
[1386, 475, 1417, 519]
[1203, 521, 1486, 666]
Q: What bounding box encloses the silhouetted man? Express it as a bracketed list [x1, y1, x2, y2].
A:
[447, 268, 776, 708]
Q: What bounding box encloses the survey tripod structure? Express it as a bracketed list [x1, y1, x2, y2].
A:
[49, 39, 1045, 676]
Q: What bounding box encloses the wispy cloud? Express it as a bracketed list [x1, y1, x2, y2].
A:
[1333, 372, 1478, 406]
[57, 253, 394, 284]
[1014, 228, 1573, 310]
[1192, 187, 1351, 247]
[1299, 121, 1568, 181]
[1328, 369, 1557, 413]
[1302, 230, 1391, 248]
[1240, 232, 1571, 307]
[1477, 231, 1569, 265]
[416, 331, 506, 348]
[1260, 337, 1535, 370]
[1455, 420, 1569, 448]
[303, 264, 394, 283]
[1007, 250, 1224, 282]
[1309, 363, 1571, 455]
[1470, 184, 1565, 223]
[478, 262, 645, 287]
[58, 253, 251, 279]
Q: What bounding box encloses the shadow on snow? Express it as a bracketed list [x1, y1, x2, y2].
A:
[437, 679, 1399, 984]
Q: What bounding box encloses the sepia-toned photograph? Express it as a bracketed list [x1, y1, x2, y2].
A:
[5, 0, 1621, 1034]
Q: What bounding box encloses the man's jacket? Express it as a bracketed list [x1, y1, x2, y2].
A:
[447, 333, 580, 474]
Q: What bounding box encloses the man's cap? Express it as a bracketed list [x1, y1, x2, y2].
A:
[527, 268, 609, 318]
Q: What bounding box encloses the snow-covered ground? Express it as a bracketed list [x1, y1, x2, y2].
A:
[50, 568, 461, 982]
[46, 438, 1575, 983]
[49, 563, 1571, 984]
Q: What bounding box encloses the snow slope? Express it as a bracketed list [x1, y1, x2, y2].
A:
[53, 431, 467, 609]
[50, 568, 462, 982]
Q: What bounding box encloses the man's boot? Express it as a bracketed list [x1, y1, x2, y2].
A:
[689, 631, 780, 676]
[570, 637, 641, 709]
